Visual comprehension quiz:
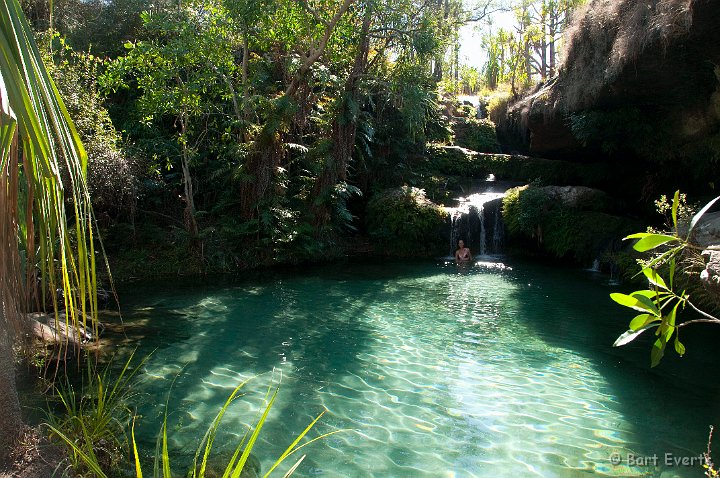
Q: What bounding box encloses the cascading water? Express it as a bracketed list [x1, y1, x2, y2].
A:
[447, 192, 506, 256]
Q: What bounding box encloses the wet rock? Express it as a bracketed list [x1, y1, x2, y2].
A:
[691, 210, 720, 285]
[692, 211, 720, 248]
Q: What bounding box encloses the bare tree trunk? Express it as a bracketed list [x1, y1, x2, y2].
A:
[0, 136, 23, 465]
[178, 111, 198, 238]
[0, 322, 22, 465]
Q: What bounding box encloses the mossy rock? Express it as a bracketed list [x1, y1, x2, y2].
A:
[366, 186, 447, 257]
[502, 184, 636, 263]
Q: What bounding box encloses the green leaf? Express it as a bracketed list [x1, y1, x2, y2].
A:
[651, 337, 666, 367]
[610, 292, 660, 315]
[629, 314, 657, 331]
[671, 190, 679, 231]
[674, 336, 686, 356]
[642, 268, 668, 290]
[624, 233, 678, 252]
[613, 323, 658, 347]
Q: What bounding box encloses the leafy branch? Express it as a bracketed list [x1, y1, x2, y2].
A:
[612, 191, 720, 367]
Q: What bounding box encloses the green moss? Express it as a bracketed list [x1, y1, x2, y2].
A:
[502, 184, 636, 263]
[366, 186, 447, 257]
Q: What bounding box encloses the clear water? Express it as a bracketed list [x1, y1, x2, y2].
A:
[113, 259, 720, 477]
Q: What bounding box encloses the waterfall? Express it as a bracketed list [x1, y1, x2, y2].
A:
[446, 192, 506, 256]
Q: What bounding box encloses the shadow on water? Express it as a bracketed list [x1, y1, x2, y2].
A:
[501, 259, 720, 469]
[101, 257, 720, 476]
[107, 260, 448, 469]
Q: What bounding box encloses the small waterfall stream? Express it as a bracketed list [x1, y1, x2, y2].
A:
[447, 192, 507, 256]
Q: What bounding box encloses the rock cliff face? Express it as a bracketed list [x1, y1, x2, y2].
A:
[500, 0, 720, 191]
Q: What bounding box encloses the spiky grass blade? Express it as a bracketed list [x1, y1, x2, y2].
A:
[46, 424, 108, 478]
[263, 410, 326, 476]
[131, 418, 143, 478]
[281, 455, 305, 478]
[229, 388, 278, 478]
[192, 378, 252, 477]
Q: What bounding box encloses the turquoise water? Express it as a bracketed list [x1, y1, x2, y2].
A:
[115, 258, 720, 477]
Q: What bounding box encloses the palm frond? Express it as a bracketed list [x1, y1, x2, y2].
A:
[0, 0, 98, 344]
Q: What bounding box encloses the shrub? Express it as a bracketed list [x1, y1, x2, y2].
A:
[486, 90, 512, 127]
[366, 186, 447, 257]
[502, 185, 549, 238]
[453, 117, 500, 153]
[426, 145, 488, 178]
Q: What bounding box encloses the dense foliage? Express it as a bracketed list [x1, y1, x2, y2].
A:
[366, 186, 448, 257]
[453, 116, 500, 153]
[502, 184, 635, 263]
[20, 0, 480, 276]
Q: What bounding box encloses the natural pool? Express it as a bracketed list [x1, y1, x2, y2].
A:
[113, 258, 720, 477]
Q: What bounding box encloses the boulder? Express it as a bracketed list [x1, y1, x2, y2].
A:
[692, 211, 720, 248]
[693, 210, 720, 285]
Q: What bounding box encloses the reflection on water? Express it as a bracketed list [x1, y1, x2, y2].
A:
[113, 259, 720, 477]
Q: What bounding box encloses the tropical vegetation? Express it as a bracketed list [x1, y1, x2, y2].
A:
[2, 0, 720, 475]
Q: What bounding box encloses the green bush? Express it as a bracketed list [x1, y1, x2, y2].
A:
[366, 186, 447, 257]
[453, 117, 500, 153]
[426, 145, 488, 177]
[502, 185, 550, 238]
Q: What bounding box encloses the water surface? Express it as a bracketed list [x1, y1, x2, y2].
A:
[114, 259, 720, 477]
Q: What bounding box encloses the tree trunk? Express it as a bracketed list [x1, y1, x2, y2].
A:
[310, 3, 372, 230]
[0, 133, 23, 465]
[0, 321, 22, 465]
[178, 111, 198, 238]
[239, 0, 357, 220]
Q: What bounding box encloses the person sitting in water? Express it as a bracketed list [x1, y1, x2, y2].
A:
[455, 240, 473, 262]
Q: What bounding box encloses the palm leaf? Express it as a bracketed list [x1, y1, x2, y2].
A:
[0, 0, 98, 347]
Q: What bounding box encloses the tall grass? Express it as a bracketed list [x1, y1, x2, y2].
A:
[46, 357, 340, 478]
[45, 351, 147, 475]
